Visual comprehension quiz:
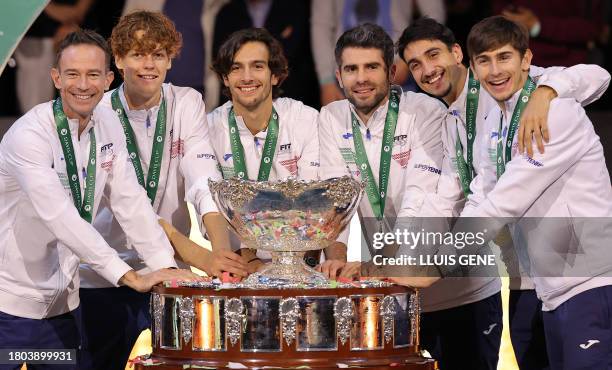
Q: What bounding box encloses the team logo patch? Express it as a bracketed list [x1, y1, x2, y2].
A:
[342, 132, 353, 139]
[392, 150, 411, 168]
[280, 156, 299, 176]
[100, 143, 114, 155]
[220, 166, 234, 178]
[394, 134, 408, 146]
[56, 172, 70, 189]
[224, 153, 233, 162]
[171, 139, 184, 158]
[101, 154, 116, 172]
[279, 143, 292, 152]
[339, 147, 355, 164]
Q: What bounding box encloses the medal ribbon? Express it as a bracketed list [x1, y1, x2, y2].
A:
[455, 68, 479, 196]
[350, 90, 400, 220]
[53, 98, 96, 222]
[227, 107, 279, 181]
[111, 88, 166, 204]
[496, 76, 536, 178]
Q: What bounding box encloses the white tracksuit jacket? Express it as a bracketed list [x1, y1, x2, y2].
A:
[318, 89, 485, 312]
[81, 83, 221, 288]
[0, 102, 177, 319]
[207, 97, 320, 255]
[461, 86, 612, 311]
[436, 65, 610, 294]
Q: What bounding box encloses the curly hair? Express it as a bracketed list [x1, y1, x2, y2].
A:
[211, 28, 289, 99]
[110, 10, 182, 59]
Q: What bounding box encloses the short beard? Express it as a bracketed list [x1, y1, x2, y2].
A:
[348, 87, 389, 118]
[432, 83, 453, 100]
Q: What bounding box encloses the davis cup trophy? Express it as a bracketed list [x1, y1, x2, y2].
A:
[133, 177, 436, 369]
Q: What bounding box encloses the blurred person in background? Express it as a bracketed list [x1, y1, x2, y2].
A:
[14, 0, 93, 114]
[493, 0, 607, 67]
[212, 0, 320, 109]
[122, 0, 229, 110]
[311, 0, 446, 106]
[445, 0, 491, 47]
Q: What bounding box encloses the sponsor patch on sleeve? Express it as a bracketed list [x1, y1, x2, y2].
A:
[196, 153, 216, 160]
[414, 163, 441, 174]
[524, 155, 543, 167]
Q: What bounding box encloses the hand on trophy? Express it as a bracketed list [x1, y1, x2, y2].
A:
[316, 259, 346, 279]
[337, 261, 364, 280]
[202, 249, 249, 279]
[238, 248, 267, 274]
[120, 269, 204, 293]
[159, 218, 248, 279]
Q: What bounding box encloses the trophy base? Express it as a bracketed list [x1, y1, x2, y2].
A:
[242, 251, 328, 287]
[133, 358, 437, 369]
[147, 282, 432, 368]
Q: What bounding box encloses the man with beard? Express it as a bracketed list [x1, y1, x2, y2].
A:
[207, 28, 320, 269]
[317, 23, 445, 285]
[79, 12, 248, 370]
[0, 30, 199, 369]
[396, 17, 609, 370]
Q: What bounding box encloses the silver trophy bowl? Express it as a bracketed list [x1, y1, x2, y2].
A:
[209, 176, 363, 286]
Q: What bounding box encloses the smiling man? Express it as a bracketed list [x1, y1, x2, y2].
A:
[394, 16, 612, 370]
[0, 30, 200, 369]
[317, 23, 445, 282]
[207, 28, 320, 269]
[78, 12, 247, 370]
[395, 17, 610, 370]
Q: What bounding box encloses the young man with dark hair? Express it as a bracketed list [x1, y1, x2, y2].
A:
[78, 12, 247, 370]
[395, 17, 609, 370]
[318, 22, 446, 292]
[395, 16, 612, 370]
[208, 28, 319, 268]
[0, 29, 200, 369]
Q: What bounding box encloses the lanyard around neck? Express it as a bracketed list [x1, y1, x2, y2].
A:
[496, 76, 536, 179]
[455, 68, 480, 196]
[227, 107, 279, 181]
[53, 98, 97, 222]
[111, 88, 167, 204]
[350, 90, 400, 220]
